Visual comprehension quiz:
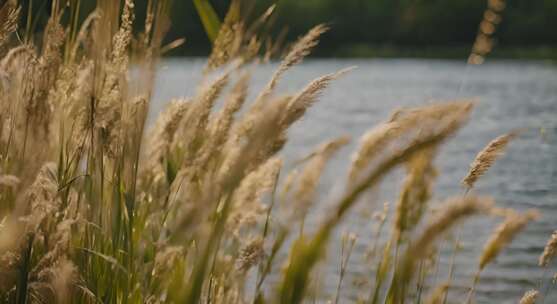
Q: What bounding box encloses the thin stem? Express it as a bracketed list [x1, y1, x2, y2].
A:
[335, 235, 355, 304]
[465, 270, 481, 304]
[415, 260, 426, 304]
[541, 267, 551, 304]
[254, 168, 281, 300]
[442, 187, 471, 304]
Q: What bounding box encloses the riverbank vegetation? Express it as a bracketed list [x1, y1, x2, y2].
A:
[0, 0, 555, 303]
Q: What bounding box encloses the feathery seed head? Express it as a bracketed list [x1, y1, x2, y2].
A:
[350, 100, 473, 183]
[519, 289, 539, 304]
[399, 195, 494, 284]
[462, 131, 518, 189]
[0, 1, 20, 48]
[539, 230, 557, 267]
[258, 24, 328, 102]
[425, 282, 449, 304]
[292, 136, 350, 220]
[235, 237, 264, 273]
[479, 209, 539, 270]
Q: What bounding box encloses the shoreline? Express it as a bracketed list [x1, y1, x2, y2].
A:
[171, 45, 557, 61]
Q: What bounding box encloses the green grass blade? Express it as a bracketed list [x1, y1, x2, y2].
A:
[193, 0, 221, 42]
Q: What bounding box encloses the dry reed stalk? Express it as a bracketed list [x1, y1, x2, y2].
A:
[0, 174, 19, 188]
[206, 2, 279, 73]
[283, 67, 355, 126]
[466, 210, 539, 303]
[425, 282, 449, 304]
[26, 10, 65, 142]
[111, 0, 135, 68]
[173, 96, 288, 240]
[0, 218, 17, 253]
[49, 257, 78, 304]
[368, 236, 393, 303]
[209, 72, 250, 140]
[519, 289, 539, 304]
[397, 195, 494, 286]
[349, 100, 474, 183]
[218, 95, 290, 189]
[262, 24, 328, 98]
[253, 68, 352, 165]
[206, 0, 243, 72]
[144, 98, 190, 179]
[366, 202, 389, 264]
[69, 11, 101, 62]
[349, 122, 398, 182]
[280, 101, 474, 304]
[280, 168, 299, 198]
[20, 163, 60, 230]
[228, 157, 282, 237]
[393, 148, 437, 240]
[292, 136, 350, 221]
[0, 1, 20, 47]
[539, 230, 557, 267]
[249, 24, 328, 115]
[93, 0, 136, 159]
[236, 66, 351, 166]
[65, 62, 95, 149]
[178, 72, 230, 161]
[199, 72, 250, 169]
[0, 0, 541, 302]
[334, 232, 357, 304]
[462, 131, 517, 189]
[152, 245, 184, 277]
[479, 210, 539, 270]
[235, 237, 264, 273]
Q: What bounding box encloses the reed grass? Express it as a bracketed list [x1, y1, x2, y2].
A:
[0, 0, 551, 303]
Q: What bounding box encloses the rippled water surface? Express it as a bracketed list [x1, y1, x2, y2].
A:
[153, 59, 557, 303]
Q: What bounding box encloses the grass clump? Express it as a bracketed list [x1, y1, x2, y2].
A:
[0, 0, 553, 303]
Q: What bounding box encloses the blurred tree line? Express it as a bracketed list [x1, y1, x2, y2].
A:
[14, 0, 557, 57]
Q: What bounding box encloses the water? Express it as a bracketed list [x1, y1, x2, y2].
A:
[153, 58, 557, 303]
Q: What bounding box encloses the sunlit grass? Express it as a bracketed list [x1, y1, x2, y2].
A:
[0, 1, 554, 303]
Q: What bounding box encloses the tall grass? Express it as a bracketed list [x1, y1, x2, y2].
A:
[0, 0, 553, 303]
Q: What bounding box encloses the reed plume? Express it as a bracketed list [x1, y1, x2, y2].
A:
[0, 1, 544, 303]
[394, 148, 437, 240]
[519, 289, 539, 304]
[235, 237, 264, 273]
[279, 101, 474, 304]
[479, 210, 539, 270]
[292, 136, 350, 221]
[539, 231, 557, 267]
[256, 24, 328, 105]
[201, 72, 250, 167]
[50, 257, 77, 304]
[0, 0, 19, 47]
[462, 131, 517, 189]
[177, 71, 230, 165]
[228, 157, 282, 236]
[398, 195, 494, 284]
[283, 67, 354, 126]
[466, 210, 539, 303]
[349, 100, 473, 183]
[425, 282, 449, 304]
[0, 174, 19, 188]
[144, 98, 190, 181]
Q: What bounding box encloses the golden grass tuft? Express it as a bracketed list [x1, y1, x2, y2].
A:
[0, 1, 547, 303]
[540, 231, 557, 267]
[462, 131, 517, 189]
[479, 209, 539, 270]
[519, 289, 539, 304]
